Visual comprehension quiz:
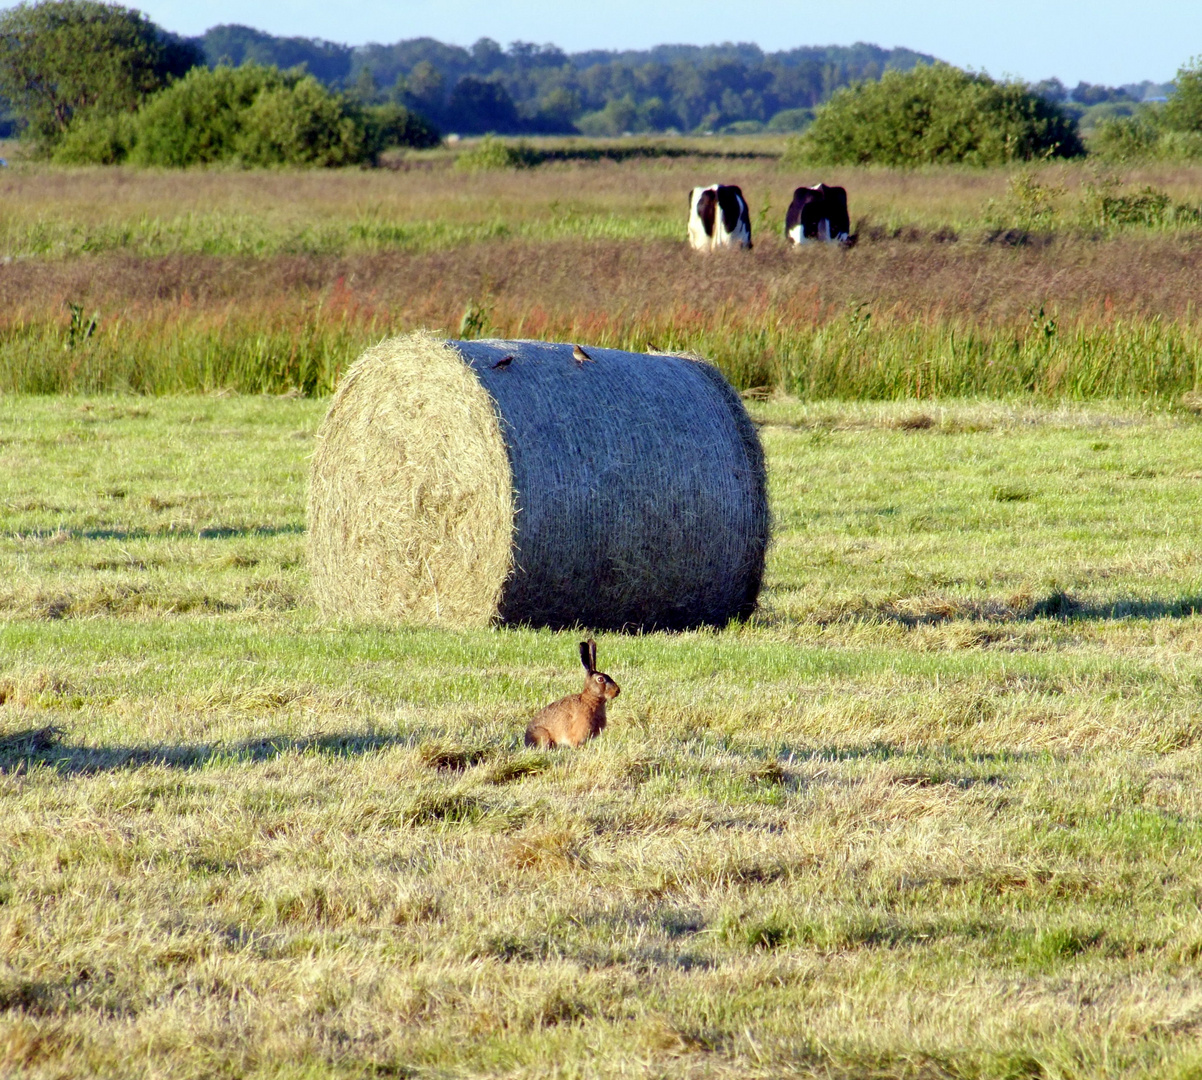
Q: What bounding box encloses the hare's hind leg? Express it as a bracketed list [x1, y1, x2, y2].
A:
[525, 725, 554, 748]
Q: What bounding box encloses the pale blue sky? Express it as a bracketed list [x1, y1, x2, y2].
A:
[119, 1, 1202, 86]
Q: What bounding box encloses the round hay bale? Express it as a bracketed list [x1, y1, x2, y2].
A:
[308, 332, 769, 631]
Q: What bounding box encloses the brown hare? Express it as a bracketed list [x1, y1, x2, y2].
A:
[524, 639, 619, 749]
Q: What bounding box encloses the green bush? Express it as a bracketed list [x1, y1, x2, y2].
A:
[984, 170, 1065, 233]
[1155, 130, 1202, 160]
[722, 120, 764, 135]
[1080, 175, 1179, 229]
[362, 103, 441, 153]
[574, 94, 673, 137]
[131, 63, 286, 166]
[787, 63, 1084, 167]
[51, 108, 136, 164]
[575, 96, 640, 137]
[1090, 114, 1162, 162]
[1163, 57, 1202, 133]
[453, 135, 534, 171]
[236, 76, 365, 167]
[765, 108, 813, 133]
[53, 62, 442, 167]
[1074, 100, 1138, 133]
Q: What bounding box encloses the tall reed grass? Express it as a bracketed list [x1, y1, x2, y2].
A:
[0, 307, 371, 394]
[5, 299, 1199, 401]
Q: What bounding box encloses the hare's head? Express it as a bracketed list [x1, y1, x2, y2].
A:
[579, 639, 620, 701]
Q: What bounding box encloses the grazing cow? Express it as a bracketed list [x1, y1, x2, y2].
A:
[688, 184, 752, 251]
[786, 184, 854, 246]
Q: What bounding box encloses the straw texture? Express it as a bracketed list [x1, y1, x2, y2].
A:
[308, 333, 769, 631]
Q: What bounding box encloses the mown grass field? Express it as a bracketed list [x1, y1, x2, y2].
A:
[5, 396, 1202, 1078]
[6, 145, 1202, 1077]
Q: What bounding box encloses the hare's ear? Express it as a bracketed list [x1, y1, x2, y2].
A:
[587, 639, 598, 672]
[579, 640, 594, 673]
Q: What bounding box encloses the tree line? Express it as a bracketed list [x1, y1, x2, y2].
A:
[146, 25, 1181, 139]
[0, 1, 946, 147]
[1, 0, 1199, 168]
[190, 25, 944, 136]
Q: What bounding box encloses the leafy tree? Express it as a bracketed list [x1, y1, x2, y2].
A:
[362, 102, 440, 152]
[394, 60, 445, 125]
[198, 24, 351, 84]
[576, 94, 639, 136]
[0, 0, 201, 148]
[1163, 57, 1202, 133]
[304, 36, 940, 135]
[351, 65, 377, 103]
[792, 63, 1084, 167]
[1032, 77, 1067, 103]
[446, 76, 519, 133]
[765, 107, 813, 133]
[1072, 82, 1132, 106]
[528, 86, 580, 131]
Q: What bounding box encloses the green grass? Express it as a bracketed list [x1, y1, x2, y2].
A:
[3, 157, 1202, 262]
[8, 310, 1202, 401]
[5, 395, 1202, 1076]
[0, 208, 684, 260]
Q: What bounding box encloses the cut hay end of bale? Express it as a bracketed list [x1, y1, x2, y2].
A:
[308, 333, 769, 632]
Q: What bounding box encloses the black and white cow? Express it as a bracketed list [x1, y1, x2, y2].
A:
[688, 184, 752, 251]
[785, 184, 854, 246]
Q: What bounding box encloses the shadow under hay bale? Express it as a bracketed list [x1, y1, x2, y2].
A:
[308, 333, 769, 631]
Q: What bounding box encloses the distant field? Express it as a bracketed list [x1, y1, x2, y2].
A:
[4, 154, 1202, 399]
[4, 152, 1202, 258]
[5, 396, 1202, 1077]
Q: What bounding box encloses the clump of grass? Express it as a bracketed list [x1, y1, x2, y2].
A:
[453, 136, 538, 172]
[1077, 172, 1202, 231]
[403, 790, 486, 825]
[984, 169, 1067, 235]
[0, 724, 65, 754]
[419, 742, 492, 771]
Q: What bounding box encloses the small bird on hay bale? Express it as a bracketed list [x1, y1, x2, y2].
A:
[572, 344, 594, 365]
[524, 639, 619, 749]
[491, 354, 514, 370]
